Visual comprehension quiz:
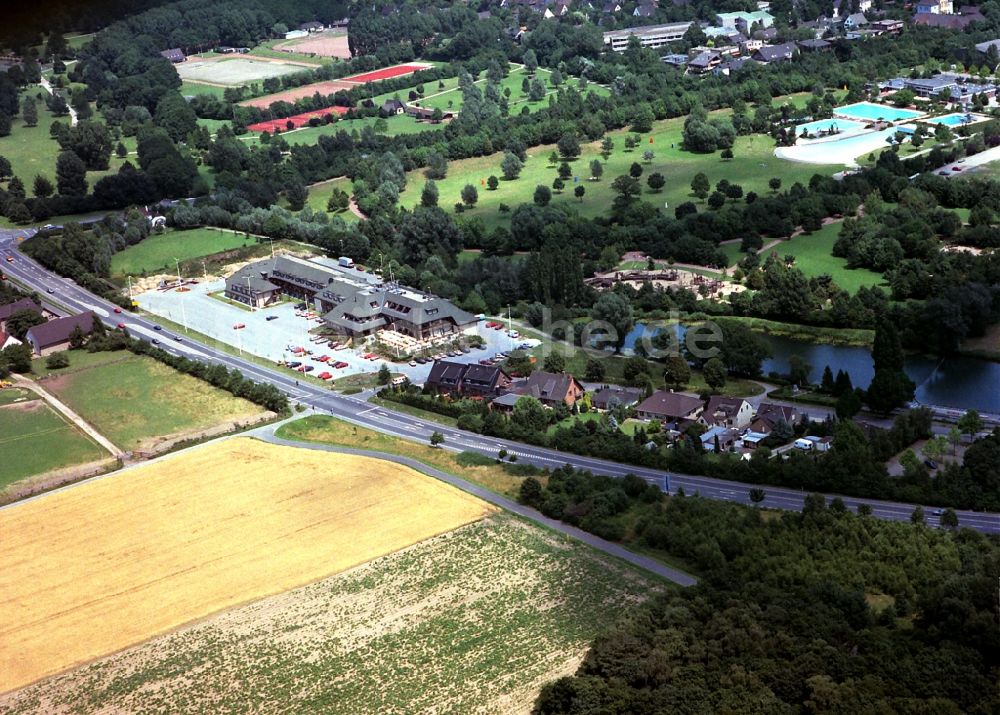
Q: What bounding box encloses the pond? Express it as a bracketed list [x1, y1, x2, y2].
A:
[623, 323, 1000, 413]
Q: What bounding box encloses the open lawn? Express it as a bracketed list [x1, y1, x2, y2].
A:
[0, 510, 658, 714]
[35, 350, 264, 450]
[109, 228, 256, 277]
[0, 393, 107, 489]
[0, 94, 136, 199]
[401, 115, 826, 232]
[0, 438, 494, 695]
[179, 81, 227, 98]
[240, 114, 436, 148]
[770, 221, 887, 294]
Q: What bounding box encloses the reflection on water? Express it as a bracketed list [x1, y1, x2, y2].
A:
[623, 324, 1000, 413]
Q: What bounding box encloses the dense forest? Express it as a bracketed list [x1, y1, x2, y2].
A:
[530, 480, 1000, 713]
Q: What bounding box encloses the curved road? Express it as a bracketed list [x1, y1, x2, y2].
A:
[2, 229, 998, 536]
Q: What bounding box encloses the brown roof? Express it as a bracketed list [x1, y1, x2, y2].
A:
[705, 395, 749, 416]
[514, 371, 583, 403]
[0, 298, 42, 322]
[26, 311, 96, 349]
[636, 391, 703, 419]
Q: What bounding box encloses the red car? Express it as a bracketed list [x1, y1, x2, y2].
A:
[315, 355, 330, 362]
[113, 307, 122, 314]
[116, 323, 126, 329]
[318, 371, 333, 380]
[333, 361, 349, 369]
[233, 323, 246, 330]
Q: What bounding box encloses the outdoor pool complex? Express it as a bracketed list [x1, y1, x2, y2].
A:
[834, 102, 924, 122]
[796, 117, 866, 136]
[924, 112, 989, 127]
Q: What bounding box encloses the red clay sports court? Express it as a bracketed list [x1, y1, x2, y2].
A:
[342, 63, 432, 83]
[248, 105, 350, 133]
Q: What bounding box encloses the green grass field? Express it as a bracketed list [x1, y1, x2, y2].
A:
[400, 114, 826, 232]
[36, 350, 264, 450]
[180, 81, 228, 98]
[240, 114, 436, 148]
[0, 93, 137, 198]
[109, 228, 256, 277]
[770, 221, 887, 294]
[0, 390, 107, 488]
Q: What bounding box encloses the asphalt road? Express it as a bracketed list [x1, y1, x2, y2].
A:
[3, 230, 998, 536]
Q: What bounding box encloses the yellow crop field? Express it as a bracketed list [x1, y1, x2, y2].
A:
[0, 438, 494, 694]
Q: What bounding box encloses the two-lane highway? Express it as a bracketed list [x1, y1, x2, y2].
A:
[2, 231, 998, 535]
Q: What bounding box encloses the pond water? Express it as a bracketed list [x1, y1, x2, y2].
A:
[623, 323, 1000, 413]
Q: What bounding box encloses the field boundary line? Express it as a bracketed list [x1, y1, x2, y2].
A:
[11, 375, 124, 457]
[257, 431, 698, 587]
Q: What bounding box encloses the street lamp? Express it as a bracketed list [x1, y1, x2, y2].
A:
[173, 257, 182, 287]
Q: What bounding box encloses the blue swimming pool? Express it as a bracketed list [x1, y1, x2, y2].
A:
[834, 102, 924, 122]
[796, 117, 866, 136]
[924, 112, 987, 127]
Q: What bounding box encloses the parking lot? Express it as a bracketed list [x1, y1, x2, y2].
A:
[134, 279, 529, 384]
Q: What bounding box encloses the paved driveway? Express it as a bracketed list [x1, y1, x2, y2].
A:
[135, 280, 522, 383]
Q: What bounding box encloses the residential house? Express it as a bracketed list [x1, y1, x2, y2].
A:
[797, 38, 831, 52]
[702, 396, 754, 430]
[751, 42, 797, 64]
[590, 386, 643, 411]
[406, 105, 454, 121]
[975, 38, 1000, 54]
[687, 51, 721, 75]
[915, 0, 941, 12]
[460, 363, 513, 398]
[714, 57, 755, 76]
[512, 371, 585, 407]
[0, 298, 42, 332]
[635, 391, 704, 423]
[300, 21, 324, 32]
[602, 1, 622, 12]
[700, 425, 738, 451]
[160, 48, 185, 63]
[603, 22, 693, 51]
[425, 359, 467, 394]
[832, 0, 871, 16]
[25, 311, 96, 356]
[634, 1, 657, 17]
[869, 18, 904, 34]
[843, 12, 868, 29]
[748, 402, 801, 434]
[380, 98, 406, 116]
[661, 53, 689, 68]
[0, 329, 21, 350]
[913, 5, 983, 27]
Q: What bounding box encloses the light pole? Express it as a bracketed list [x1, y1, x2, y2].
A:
[127, 276, 133, 307]
[173, 257, 182, 287]
[246, 276, 255, 312]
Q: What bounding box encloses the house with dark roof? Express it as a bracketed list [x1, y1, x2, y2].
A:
[380, 98, 406, 116]
[633, 1, 657, 17]
[511, 371, 585, 407]
[751, 42, 797, 63]
[635, 391, 703, 422]
[160, 48, 185, 63]
[687, 51, 722, 75]
[300, 21, 325, 32]
[702, 396, 754, 430]
[700, 425, 739, 451]
[425, 360, 468, 393]
[590, 386, 643, 411]
[25, 312, 96, 356]
[913, 5, 983, 27]
[425, 360, 512, 397]
[797, 38, 831, 52]
[748, 402, 802, 434]
[0, 298, 42, 331]
[843, 12, 868, 29]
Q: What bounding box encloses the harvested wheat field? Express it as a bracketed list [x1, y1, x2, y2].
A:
[0, 438, 493, 694]
[0, 514, 660, 715]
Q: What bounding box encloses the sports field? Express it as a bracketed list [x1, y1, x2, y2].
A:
[248, 105, 350, 133]
[176, 57, 305, 86]
[37, 350, 264, 450]
[240, 79, 356, 108]
[0, 438, 494, 694]
[274, 30, 351, 59]
[109, 228, 255, 276]
[343, 63, 433, 84]
[0, 390, 106, 489]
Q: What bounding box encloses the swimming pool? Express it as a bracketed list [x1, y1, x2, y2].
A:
[834, 102, 924, 122]
[924, 112, 988, 127]
[796, 117, 866, 136]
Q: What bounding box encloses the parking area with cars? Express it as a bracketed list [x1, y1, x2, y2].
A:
[134, 278, 529, 384]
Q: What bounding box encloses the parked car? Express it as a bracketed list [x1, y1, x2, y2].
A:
[924, 459, 938, 470]
[232, 323, 245, 330]
[318, 371, 332, 380]
[287, 361, 302, 368]
[151, 339, 159, 345]
[153, 325, 162, 331]
[302, 365, 314, 372]
[333, 361, 349, 369]
[479, 359, 492, 366]
[416, 357, 427, 364]
[316, 355, 330, 362]
[266, 315, 279, 321]
[409, 360, 417, 366]
[116, 323, 126, 329]
[174, 335, 182, 341]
